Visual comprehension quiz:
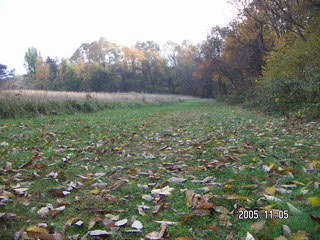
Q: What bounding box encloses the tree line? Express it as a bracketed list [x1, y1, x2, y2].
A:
[23, 40, 209, 97]
[2, 0, 319, 118]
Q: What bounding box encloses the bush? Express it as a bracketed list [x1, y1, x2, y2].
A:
[255, 22, 320, 120]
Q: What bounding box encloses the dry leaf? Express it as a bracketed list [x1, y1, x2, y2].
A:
[131, 220, 143, 230]
[88, 230, 112, 236]
[274, 236, 288, 240]
[151, 185, 175, 195]
[186, 189, 195, 207]
[307, 197, 320, 207]
[287, 202, 301, 214]
[167, 177, 186, 183]
[249, 220, 266, 232]
[264, 186, 276, 195]
[283, 225, 291, 237]
[88, 215, 103, 229]
[145, 223, 167, 240]
[115, 218, 128, 227]
[288, 232, 309, 240]
[217, 214, 232, 227]
[246, 232, 255, 240]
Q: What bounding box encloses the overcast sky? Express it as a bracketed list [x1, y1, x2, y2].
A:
[0, 0, 237, 74]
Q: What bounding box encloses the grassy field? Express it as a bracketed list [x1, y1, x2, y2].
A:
[1, 90, 195, 103]
[0, 100, 319, 239]
[0, 90, 195, 119]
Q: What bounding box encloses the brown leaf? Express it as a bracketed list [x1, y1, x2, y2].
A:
[249, 220, 266, 232]
[145, 223, 167, 240]
[108, 179, 127, 191]
[310, 215, 320, 224]
[88, 215, 103, 229]
[205, 225, 219, 230]
[152, 203, 165, 215]
[226, 230, 234, 240]
[217, 214, 232, 227]
[19, 160, 33, 169]
[167, 177, 186, 184]
[182, 209, 211, 223]
[48, 189, 65, 198]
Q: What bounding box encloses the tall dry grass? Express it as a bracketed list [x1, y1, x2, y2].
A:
[1, 90, 195, 103]
[0, 90, 196, 118]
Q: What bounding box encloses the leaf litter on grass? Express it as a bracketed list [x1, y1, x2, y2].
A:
[0, 100, 319, 239]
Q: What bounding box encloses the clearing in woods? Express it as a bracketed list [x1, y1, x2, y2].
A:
[0, 100, 319, 239]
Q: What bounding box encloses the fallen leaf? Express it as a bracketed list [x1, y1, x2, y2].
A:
[226, 230, 234, 240]
[89, 186, 100, 194]
[287, 202, 302, 214]
[151, 185, 175, 195]
[274, 236, 288, 240]
[225, 193, 250, 201]
[88, 215, 103, 229]
[182, 209, 211, 223]
[131, 220, 143, 230]
[108, 179, 127, 191]
[246, 232, 255, 240]
[249, 220, 266, 232]
[115, 218, 128, 227]
[186, 189, 195, 207]
[283, 225, 291, 237]
[288, 232, 309, 240]
[213, 206, 230, 214]
[307, 196, 320, 207]
[167, 177, 186, 184]
[154, 220, 179, 225]
[62, 217, 81, 233]
[264, 186, 276, 195]
[310, 215, 320, 224]
[217, 214, 232, 227]
[88, 230, 112, 236]
[145, 223, 167, 240]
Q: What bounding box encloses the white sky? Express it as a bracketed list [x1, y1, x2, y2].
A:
[0, 0, 237, 74]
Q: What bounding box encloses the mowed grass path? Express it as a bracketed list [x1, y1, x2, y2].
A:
[0, 100, 319, 239]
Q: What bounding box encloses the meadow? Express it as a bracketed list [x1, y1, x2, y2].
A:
[0, 90, 195, 119]
[0, 99, 319, 239]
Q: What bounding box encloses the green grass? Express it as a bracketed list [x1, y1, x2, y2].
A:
[0, 100, 319, 239]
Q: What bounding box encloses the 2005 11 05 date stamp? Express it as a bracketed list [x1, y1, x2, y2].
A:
[238, 210, 289, 220]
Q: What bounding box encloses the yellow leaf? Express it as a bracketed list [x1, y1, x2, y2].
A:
[292, 181, 305, 186]
[186, 189, 195, 208]
[26, 225, 48, 233]
[216, 142, 223, 145]
[288, 232, 308, 240]
[89, 187, 100, 194]
[252, 157, 258, 162]
[223, 184, 232, 189]
[264, 186, 276, 195]
[260, 204, 276, 210]
[268, 161, 275, 169]
[307, 196, 320, 207]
